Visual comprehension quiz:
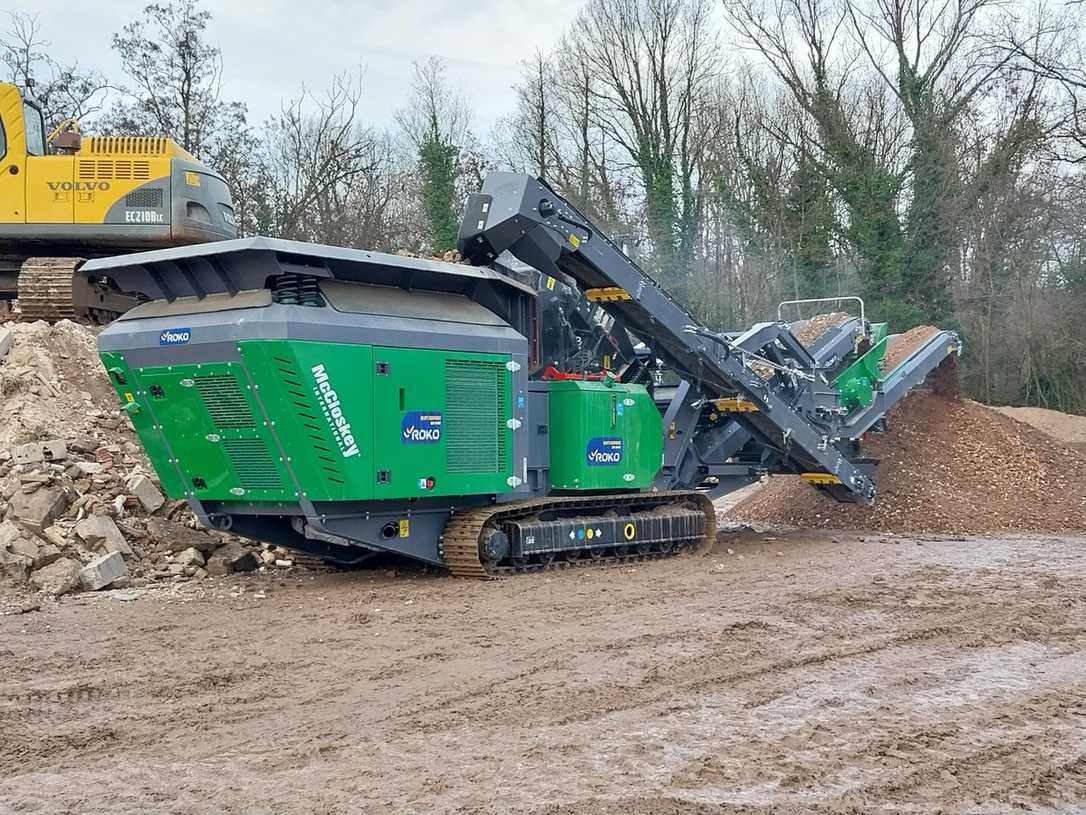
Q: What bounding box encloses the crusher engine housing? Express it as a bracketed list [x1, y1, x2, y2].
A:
[84, 172, 961, 576]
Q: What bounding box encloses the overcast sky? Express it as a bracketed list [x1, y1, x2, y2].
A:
[20, 0, 571, 134]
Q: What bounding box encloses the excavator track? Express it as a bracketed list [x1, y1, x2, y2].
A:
[17, 257, 136, 323]
[17, 257, 82, 321]
[441, 491, 716, 578]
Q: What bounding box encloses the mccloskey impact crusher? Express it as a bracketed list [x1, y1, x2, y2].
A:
[84, 173, 960, 576]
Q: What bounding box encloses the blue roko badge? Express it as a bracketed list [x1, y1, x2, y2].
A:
[586, 436, 623, 465]
[401, 411, 443, 443]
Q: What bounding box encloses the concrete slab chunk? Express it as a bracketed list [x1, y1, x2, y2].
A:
[9, 485, 68, 532]
[0, 519, 24, 550]
[10, 439, 68, 466]
[206, 541, 257, 576]
[128, 474, 164, 513]
[175, 547, 205, 568]
[80, 551, 127, 591]
[34, 542, 62, 569]
[146, 518, 218, 553]
[75, 515, 133, 557]
[67, 461, 104, 477]
[30, 557, 82, 595]
[0, 548, 32, 584]
[10, 536, 40, 563]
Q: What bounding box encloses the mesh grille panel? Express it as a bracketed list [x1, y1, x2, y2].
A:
[222, 439, 283, 490]
[445, 359, 508, 474]
[194, 374, 255, 429]
[126, 187, 163, 208]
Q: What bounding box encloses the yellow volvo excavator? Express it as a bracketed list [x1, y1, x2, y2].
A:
[0, 82, 236, 321]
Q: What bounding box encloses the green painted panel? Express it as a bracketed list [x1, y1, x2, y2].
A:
[372, 346, 514, 498]
[134, 362, 293, 502]
[239, 340, 373, 501]
[835, 335, 888, 412]
[101, 340, 516, 505]
[547, 380, 662, 491]
[98, 351, 186, 499]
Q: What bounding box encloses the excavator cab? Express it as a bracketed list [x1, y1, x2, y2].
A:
[0, 95, 50, 222]
[0, 82, 237, 320]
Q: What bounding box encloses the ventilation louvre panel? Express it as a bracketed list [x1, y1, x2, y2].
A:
[78, 159, 152, 180]
[222, 438, 283, 490]
[445, 359, 508, 474]
[85, 136, 169, 155]
[194, 374, 256, 429]
[273, 354, 344, 484]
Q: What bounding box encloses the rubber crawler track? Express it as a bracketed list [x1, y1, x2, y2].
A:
[440, 491, 716, 578]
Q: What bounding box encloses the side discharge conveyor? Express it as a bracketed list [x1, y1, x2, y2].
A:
[82, 172, 960, 576]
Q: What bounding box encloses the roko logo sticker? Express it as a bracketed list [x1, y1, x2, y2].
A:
[586, 436, 623, 465]
[401, 411, 443, 443]
[159, 327, 191, 345]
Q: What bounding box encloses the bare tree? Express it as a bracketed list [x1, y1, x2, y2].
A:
[395, 57, 471, 152]
[565, 0, 721, 282]
[262, 70, 383, 243]
[104, 0, 231, 157]
[0, 11, 112, 131]
[725, 0, 1052, 324]
[509, 51, 557, 178]
[97, 1, 265, 237]
[996, 2, 1086, 162]
[496, 44, 637, 238]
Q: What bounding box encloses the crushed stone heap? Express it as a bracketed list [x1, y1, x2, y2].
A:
[992, 405, 1086, 453]
[732, 327, 1086, 533]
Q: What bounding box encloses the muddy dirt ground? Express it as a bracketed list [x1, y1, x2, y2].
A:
[3, 530, 1085, 814]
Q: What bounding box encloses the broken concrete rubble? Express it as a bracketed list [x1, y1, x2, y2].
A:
[1, 547, 32, 584]
[147, 517, 218, 553]
[67, 461, 103, 477]
[42, 525, 67, 548]
[80, 551, 127, 591]
[29, 557, 82, 596]
[9, 439, 67, 466]
[0, 519, 23, 550]
[0, 320, 300, 602]
[175, 547, 205, 568]
[127, 474, 164, 513]
[35, 543, 62, 569]
[10, 536, 61, 569]
[69, 437, 100, 455]
[9, 484, 67, 532]
[75, 515, 134, 557]
[206, 541, 258, 576]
